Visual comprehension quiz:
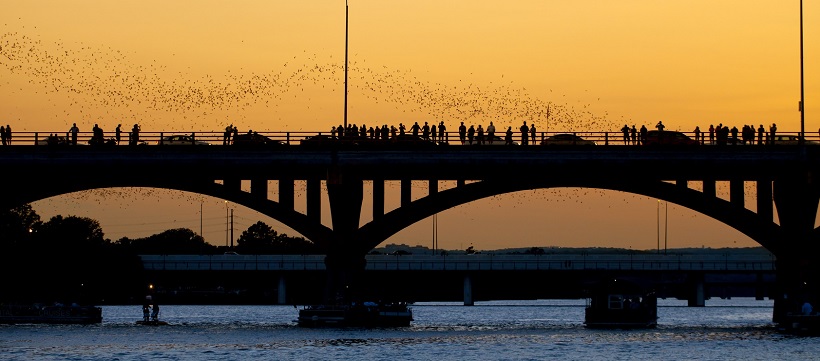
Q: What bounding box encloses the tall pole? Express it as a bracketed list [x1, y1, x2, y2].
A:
[799, 0, 805, 141]
[664, 202, 668, 254]
[657, 200, 660, 254]
[230, 208, 234, 249]
[225, 201, 229, 248]
[344, 0, 349, 129]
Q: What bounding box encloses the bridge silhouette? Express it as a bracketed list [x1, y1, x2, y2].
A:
[2, 138, 818, 323]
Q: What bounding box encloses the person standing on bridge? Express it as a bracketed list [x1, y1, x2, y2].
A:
[467, 124, 475, 145]
[769, 123, 777, 145]
[621, 124, 630, 145]
[487, 121, 496, 144]
[223, 124, 233, 145]
[431, 123, 437, 142]
[459, 122, 467, 144]
[130, 123, 141, 145]
[520, 121, 529, 145]
[70, 123, 80, 145]
[438, 121, 447, 143]
[694, 126, 701, 144]
[5, 124, 11, 145]
[115, 124, 122, 145]
[505, 126, 513, 145]
[411, 122, 420, 137]
[476, 124, 484, 145]
[530, 124, 536, 145]
[655, 121, 665, 132]
[631, 125, 637, 145]
[0, 126, 5, 146]
[639, 125, 648, 145]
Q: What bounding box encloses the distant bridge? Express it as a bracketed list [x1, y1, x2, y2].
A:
[140, 253, 777, 306]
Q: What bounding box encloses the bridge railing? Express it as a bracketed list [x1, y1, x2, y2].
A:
[9, 130, 816, 147]
[140, 254, 776, 272]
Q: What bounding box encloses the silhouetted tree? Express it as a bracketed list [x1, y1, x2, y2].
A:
[0, 204, 41, 249]
[116, 228, 216, 255]
[236, 221, 318, 254]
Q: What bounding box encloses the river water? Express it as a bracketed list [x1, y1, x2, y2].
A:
[1, 298, 818, 360]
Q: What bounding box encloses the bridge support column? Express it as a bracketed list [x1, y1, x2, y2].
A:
[463, 275, 474, 306]
[401, 179, 411, 207]
[373, 180, 384, 221]
[688, 273, 706, 307]
[251, 178, 267, 199]
[325, 171, 365, 305]
[702, 179, 716, 199]
[307, 179, 321, 224]
[730, 179, 744, 208]
[279, 178, 295, 210]
[772, 173, 820, 323]
[756, 179, 773, 223]
[277, 274, 287, 305]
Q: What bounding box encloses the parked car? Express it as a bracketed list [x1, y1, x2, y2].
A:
[769, 135, 820, 146]
[470, 135, 519, 146]
[540, 133, 596, 146]
[232, 132, 285, 147]
[643, 130, 698, 146]
[158, 134, 210, 145]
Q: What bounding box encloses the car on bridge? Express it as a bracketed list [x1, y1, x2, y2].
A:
[470, 135, 519, 146]
[643, 130, 698, 146]
[770, 135, 820, 146]
[540, 133, 596, 146]
[232, 132, 285, 147]
[158, 134, 210, 146]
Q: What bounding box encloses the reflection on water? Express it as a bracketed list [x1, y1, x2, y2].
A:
[2, 299, 818, 361]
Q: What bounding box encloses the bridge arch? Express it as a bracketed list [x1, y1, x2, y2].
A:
[357, 179, 782, 253]
[12, 181, 334, 248]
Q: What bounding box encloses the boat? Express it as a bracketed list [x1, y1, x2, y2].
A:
[0, 303, 102, 325]
[584, 279, 658, 329]
[297, 302, 413, 327]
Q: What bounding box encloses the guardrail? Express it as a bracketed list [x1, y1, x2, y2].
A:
[4, 130, 815, 147]
[140, 254, 776, 272]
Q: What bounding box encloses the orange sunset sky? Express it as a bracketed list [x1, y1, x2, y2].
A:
[1, 1, 818, 251]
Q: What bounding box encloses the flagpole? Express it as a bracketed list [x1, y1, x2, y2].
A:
[344, 0, 349, 129]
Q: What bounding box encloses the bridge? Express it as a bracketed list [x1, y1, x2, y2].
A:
[139, 253, 777, 306]
[1, 134, 818, 323]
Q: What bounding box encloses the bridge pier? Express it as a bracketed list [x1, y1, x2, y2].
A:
[277, 274, 287, 305]
[324, 172, 366, 304]
[687, 273, 706, 307]
[464, 275, 474, 306]
[771, 173, 820, 323]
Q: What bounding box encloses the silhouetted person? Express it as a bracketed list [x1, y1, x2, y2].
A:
[476, 124, 484, 145]
[130, 123, 140, 145]
[459, 122, 466, 144]
[467, 125, 475, 145]
[769, 123, 777, 145]
[520, 121, 529, 145]
[422, 121, 430, 140]
[505, 126, 513, 145]
[399, 123, 406, 136]
[621, 124, 630, 145]
[223, 124, 233, 145]
[115, 124, 122, 145]
[694, 126, 701, 144]
[431, 123, 437, 142]
[631, 125, 637, 145]
[655, 121, 665, 132]
[730, 126, 738, 145]
[151, 303, 159, 321]
[438, 121, 446, 142]
[487, 121, 496, 144]
[709, 124, 715, 144]
[758, 124, 764, 145]
[411, 122, 420, 137]
[70, 123, 79, 145]
[640, 125, 648, 145]
[5, 124, 11, 145]
[530, 124, 536, 145]
[0, 126, 5, 145]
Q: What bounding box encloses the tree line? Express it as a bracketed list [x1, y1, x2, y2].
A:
[0, 204, 319, 305]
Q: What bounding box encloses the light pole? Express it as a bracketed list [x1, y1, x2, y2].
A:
[343, 0, 349, 129]
[799, 0, 805, 141]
